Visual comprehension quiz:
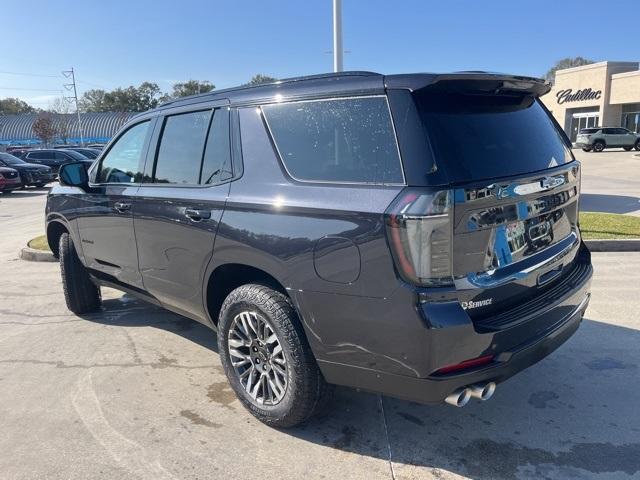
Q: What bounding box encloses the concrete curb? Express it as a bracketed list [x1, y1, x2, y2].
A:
[20, 246, 56, 262]
[584, 239, 640, 252]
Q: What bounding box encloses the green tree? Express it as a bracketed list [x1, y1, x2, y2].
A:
[79, 82, 163, 112]
[545, 57, 595, 84]
[79, 89, 107, 112]
[0, 97, 36, 114]
[162, 80, 215, 102]
[32, 113, 57, 145]
[246, 74, 277, 86]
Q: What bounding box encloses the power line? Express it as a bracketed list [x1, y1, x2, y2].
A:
[0, 69, 60, 78]
[0, 86, 62, 92]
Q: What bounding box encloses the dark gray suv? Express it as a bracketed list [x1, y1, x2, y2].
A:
[46, 72, 592, 427]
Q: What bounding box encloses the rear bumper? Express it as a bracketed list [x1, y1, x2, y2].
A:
[316, 247, 592, 405]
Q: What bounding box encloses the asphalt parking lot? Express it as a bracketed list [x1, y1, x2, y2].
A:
[574, 148, 640, 216]
[0, 159, 639, 479]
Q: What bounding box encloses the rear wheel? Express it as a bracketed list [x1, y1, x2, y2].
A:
[59, 233, 101, 314]
[1, 190, 12, 194]
[218, 284, 331, 428]
[635, 140, 640, 151]
[35, 183, 46, 187]
[582, 147, 592, 152]
[593, 141, 605, 152]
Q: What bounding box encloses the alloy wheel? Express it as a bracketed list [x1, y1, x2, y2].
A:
[227, 311, 288, 405]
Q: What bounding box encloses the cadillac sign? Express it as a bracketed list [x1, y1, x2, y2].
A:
[556, 88, 602, 105]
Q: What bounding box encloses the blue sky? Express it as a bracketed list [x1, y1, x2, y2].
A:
[1, 0, 637, 109]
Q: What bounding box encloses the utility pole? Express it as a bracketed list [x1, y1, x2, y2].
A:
[333, 0, 343, 72]
[63, 68, 84, 145]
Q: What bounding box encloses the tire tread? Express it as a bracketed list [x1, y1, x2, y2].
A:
[59, 233, 101, 314]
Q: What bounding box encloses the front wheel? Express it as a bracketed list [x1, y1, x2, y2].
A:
[218, 284, 332, 428]
[59, 233, 102, 314]
[593, 141, 605, 152]
[635, 140, 640, 151]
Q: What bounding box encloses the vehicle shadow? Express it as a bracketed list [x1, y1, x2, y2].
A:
[82, 297, 640, 478]
[81, 296, 219, 353]
[289, 317, 640, 478]
[580, 193, 640, 214]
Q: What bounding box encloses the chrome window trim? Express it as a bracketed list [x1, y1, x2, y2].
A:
[260, 95, 407, 187]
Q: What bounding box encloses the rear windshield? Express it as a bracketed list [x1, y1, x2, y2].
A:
[416, 92, 573, 183]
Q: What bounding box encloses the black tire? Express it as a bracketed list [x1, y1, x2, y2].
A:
[635, 140, 640, 151]
[35, 183, 46, 187]
[1, 190, 12, 194]
[582, 147, 592, 152]
[59, 233, 101, 314]
[593, 141, 605, 152]
[218, 284, 332, 428]
[624, 147, 633, 151]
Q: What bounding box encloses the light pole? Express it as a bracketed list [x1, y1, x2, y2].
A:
[333, 0, 343, 72]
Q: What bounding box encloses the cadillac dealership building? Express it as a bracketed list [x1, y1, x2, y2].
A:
[541, 61, 640, 142]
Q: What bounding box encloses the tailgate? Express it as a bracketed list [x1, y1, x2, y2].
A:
[452, 163, 582, 321]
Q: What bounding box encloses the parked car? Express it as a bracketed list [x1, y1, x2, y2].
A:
[46, 71, 593, 428]
[21, 149, 90, 174]
[60, 147, 101, 159]
[0, 166, 21, 194]
[0, 152, 55, 187]
[575, 127, 640, 152]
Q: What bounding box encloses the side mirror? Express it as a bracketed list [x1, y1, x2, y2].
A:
[59, 161, 89, 190]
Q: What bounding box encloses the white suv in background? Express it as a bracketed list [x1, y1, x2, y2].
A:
[575, 127, 640, 152]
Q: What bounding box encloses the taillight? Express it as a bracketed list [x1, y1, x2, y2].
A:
[384, 189, 453, 287]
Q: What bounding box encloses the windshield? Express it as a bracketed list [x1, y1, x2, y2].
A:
[415, 92, 573, 183]
[0, 153, 26, 165]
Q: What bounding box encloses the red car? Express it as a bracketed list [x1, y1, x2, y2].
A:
[0, 166, 21, 194]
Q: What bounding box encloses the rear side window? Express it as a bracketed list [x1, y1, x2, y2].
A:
[416, 92, 573, 183]
[201, 108, 232, 185]
[262, 97, 403, 184]
[154, 110, 212, 184]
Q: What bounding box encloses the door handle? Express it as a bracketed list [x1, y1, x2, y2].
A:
[184, 208, 211, 221]
[113, 201, 131, 213]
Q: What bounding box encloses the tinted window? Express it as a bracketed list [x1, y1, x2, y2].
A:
[602, 128, 616, 135]
[153, 110, 211, 184]
[580, 128, 599, 134]
[97, 121, 150, 183]
[416, 93, 573, 183]
[28, 151, 47, 160]
[262, 97, 403, 184]
[615, 128, 630, 134]
[201, 108, 232, 184]
[59, 150, 87, 160]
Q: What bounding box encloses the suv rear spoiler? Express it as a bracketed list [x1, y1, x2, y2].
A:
[384, 72, 551, 97]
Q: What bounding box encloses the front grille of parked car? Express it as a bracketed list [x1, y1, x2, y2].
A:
[473, 257, 592, 332]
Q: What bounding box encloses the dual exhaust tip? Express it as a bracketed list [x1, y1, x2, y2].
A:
[445, 382, 496, 407]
